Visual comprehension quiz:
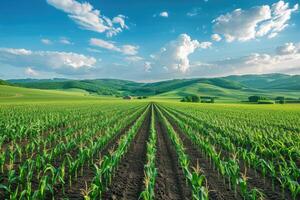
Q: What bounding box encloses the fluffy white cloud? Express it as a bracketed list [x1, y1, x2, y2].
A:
[89, 38, 139, 55]
[121, 45, 139, 56]
[112, 15, 128, 29]
[1, 48, 32, 55]
[198, 41, 212, 49]
[0, 48, 96, 75]
[212, 1, 298, 42]
[60, 38, 72, 45]
[144, 62, 152, 72]
[154, 34, 212, 73]
[89, 38, 119, 51]
[41, 39, 52, 45]
[125, 56, 143, 62]
[276, 42, 300, 55]
[159, 11, 169, 18]
[47, 0, 127, 37]
[25, 67, 39, 76]
[211, 34, 222, 42]
[206, 42, 300, 75]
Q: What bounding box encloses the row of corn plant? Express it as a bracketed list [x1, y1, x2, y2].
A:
[86, 105, 150, 199]
[159, 105, 265, 200]
[156, 105, 209, 200]
[162, 103, 300, 200]
[139, 104, 157, 200]
[0, 103, 147, 199]
[29, 105, 147, 200]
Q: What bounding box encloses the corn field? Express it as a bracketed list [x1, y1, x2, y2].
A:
[0, 101, 299, 200]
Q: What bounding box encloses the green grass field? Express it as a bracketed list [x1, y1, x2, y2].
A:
[0, 85, 119, 104]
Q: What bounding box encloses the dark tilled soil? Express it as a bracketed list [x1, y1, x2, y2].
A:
[162, 108, 242, 200]
[154, 108, 192, 200]
[53, 111, 145, 200]
[101, 110, 151, 200]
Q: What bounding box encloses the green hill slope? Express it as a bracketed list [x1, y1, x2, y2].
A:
[225, 73, 300, 90]
[0, 79, 10, 86]
[153, 82, 300, 102]
[0, 84, 100, 103]
[6, 73, 300, 102]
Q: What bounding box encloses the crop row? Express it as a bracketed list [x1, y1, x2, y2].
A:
[0, 102, 147, 199]
[160, 102, 300, 200]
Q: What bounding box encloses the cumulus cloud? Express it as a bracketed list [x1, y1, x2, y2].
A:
[1, 48, 32, 55]
[89, 38, 119, 51]
[276, 42, 300, 55]
[212, 1, 298, 42]
[121, 45, 139, 56]
[47, 0, 128, 37]
[0, 48, 96, 75]
[59, 38, 72, 45]
[89, 38, 139, 55]
[144, 62, 152, 72]
[159, 11, 169, 18]
[41, 38, 52, 45]
[154, 34, 212, 73]
[125, 56, 143, 62]
[25, 67, 39, 76]
[206, 42, 300, 75]
[211, 34, 222, 42]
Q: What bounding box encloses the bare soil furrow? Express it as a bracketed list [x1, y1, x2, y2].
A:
[154, 108, 191, 200]
[102, 110, 151, 200]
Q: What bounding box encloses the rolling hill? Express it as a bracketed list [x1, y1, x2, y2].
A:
[6, 74, 300, 102]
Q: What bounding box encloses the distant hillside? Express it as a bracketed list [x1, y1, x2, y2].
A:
[226, 73, 300, 90]
[0, 84, 100, 102]
[7, 73, 300, 101]
[0, 79, 10, 86]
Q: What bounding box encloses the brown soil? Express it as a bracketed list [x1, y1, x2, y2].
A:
[101, 109, 151, 200]
[154, 107, 192, 200]
[162, 107, 241, 200]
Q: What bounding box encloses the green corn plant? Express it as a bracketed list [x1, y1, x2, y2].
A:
[140, 105, 157, 200]
[88, 107, 149, 199]
[248, 188, 265, 200]
[0, 151, 6, 173]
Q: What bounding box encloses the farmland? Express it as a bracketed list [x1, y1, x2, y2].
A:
[0, 95, 299, 200]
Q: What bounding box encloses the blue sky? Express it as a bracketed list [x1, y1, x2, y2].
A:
[0, 0, 299, 81]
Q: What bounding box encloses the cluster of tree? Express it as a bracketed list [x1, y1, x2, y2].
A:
[248, 96, 300, 104]
[248, 96, 269, 102]
[181, 95, 200, 102]
[137, 96, 148, 99]
[181, 95, 215, 103]
[275, 96, 285, 104]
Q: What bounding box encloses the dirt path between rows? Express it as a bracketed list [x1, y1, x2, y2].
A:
[102, 109, 151, 200]
[161, 107, 241, 200]
[154, 107, 191, 200]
